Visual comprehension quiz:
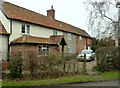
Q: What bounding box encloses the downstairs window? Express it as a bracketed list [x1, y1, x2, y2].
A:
[38, 45, 50, 56]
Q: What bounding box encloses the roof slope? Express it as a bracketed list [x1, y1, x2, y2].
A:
[11, 35, 57, 45]
[50, 35, 67, 45]
[0, 21, 8, 35]
[11, 35, 67, 45]
[1, 2, 91, 38]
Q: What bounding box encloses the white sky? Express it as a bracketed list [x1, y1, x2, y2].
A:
[5, 0, 90, 35]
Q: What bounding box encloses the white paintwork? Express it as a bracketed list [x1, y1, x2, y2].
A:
[0, 10, 10, 33]
[30, 23, 63, 38]
[88, 46, 90, 50]
[10, 20, 63, 42]
[0, 35, 8, 61]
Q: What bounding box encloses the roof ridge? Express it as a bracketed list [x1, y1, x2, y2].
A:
[3, 1, 47, 18]
[55, 19, 84, 31]
[3, 1, 85, 32]
[2, 1, 91, 38]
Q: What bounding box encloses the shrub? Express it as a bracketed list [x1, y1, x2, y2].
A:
[95, 46, 119, 72]
[45, 53, 62, 71]
[28, 51, 38, 77]
[8, 51, 22, 79]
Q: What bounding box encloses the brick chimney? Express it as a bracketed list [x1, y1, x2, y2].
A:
[0, 0, 4, 5]
[47, 5, 55, 19]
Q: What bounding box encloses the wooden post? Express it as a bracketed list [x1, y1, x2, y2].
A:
[82, 53, 87, 74]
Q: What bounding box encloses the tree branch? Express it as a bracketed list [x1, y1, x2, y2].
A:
[99, 10, 115, 23]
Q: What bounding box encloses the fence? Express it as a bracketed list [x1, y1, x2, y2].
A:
[2, 51, 92, 79]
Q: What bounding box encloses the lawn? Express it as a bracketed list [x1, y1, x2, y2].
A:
[2, 71, 119, 87]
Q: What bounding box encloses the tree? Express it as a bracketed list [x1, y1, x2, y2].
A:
[84, 0, 118, 43]
[92, 37, 115, 52]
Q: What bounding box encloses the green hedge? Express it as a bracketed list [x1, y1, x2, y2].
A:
[94, 46, 120, 72]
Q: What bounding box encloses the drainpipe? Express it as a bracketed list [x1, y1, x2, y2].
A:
[86, 38, 88, 50]
[7, 19, 12, 61]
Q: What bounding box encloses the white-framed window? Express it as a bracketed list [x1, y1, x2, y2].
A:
[53, 30, 57, 36]
[26, 25, 30, 34]
[79, 36, 82, 40]
[21, 24, 30, 34]
[67, 33, 72, 40]
[21, 24, 25, 33]
[38, 45, 50, 56]
[66, 45, 72, 53]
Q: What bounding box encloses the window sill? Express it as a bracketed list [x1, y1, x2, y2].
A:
[66, 51, 72, 53]
[20, 33, 30, 35]
[68, 39, 72, 40]
[37, 54, 47, 57]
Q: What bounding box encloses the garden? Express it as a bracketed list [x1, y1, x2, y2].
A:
[1, 39, 120, 87]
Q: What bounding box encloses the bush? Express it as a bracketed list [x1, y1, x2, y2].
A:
[28, 51, 38, 77]
[8, 51, 22, 79]
[95, 46, 119, 72]
[7, 51, 80, 80]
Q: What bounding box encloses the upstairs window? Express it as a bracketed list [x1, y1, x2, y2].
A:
[67, 33, 72, 40]
[21, 24, 25, 33]
[79, 36, 82, 40]
[21, 24, 30, 34]
[27, 25, 30, 34]
[53, 30, 57, 36]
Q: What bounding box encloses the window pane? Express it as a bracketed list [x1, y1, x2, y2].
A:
[47, 46, 49, 48]
[46, 46, 49, 51]
[43, 49, 46, 51]
[79, 36, 82, 40]
[27, 25, 30, 34]
[66, 45, 72, 52]
[43, 46, 46, 48]
[53, 30, 57, 36]
[67, 33, 72, 40]
[38, 46, 42, 51]
[21, 24, 25, 33]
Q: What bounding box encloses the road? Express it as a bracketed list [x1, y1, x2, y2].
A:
[60, 80, 119, 86]
[2, 80, 119, 88]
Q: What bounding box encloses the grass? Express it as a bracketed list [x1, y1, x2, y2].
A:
[2, 71, 119, 87]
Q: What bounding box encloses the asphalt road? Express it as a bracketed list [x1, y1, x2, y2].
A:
[61, 79, 119, 86]
[2, 80, 120, 88]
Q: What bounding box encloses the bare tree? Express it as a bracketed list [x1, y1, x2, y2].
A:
[84, 0, 118, 41]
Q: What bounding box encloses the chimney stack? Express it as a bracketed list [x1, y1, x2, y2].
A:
[0, 0, 4, 4]
[47, 5, 55, 19]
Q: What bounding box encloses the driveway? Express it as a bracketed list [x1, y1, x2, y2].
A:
[78, 58, 96, 73]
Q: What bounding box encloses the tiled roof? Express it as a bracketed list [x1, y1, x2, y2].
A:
[11, 35, 57, 45]
[50, 35, 63, 43]
[0, 21, 8, 35]
[50, 35, 67, 45]
[1, 2, 91, 38]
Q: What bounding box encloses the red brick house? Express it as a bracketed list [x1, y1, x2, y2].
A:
[0, 1, 92, 59]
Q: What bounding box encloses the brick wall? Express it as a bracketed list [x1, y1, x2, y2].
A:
[10, 44, 58, 57]
[50, 45, 58, 53]
[76, 36, 92, 54]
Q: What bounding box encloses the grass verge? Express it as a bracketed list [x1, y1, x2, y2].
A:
[2, 71, 119, 87]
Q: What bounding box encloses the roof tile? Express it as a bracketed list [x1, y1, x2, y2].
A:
[1, 2, 91, 38]
[11, 35, 57, 45]
[0, 21, 8, 35]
